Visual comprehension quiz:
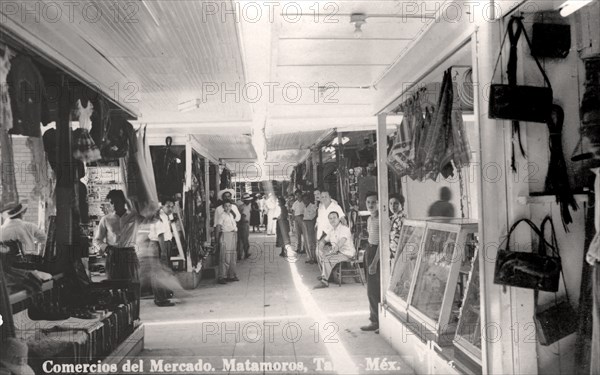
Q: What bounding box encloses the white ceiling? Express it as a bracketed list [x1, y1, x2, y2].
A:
[10, 0, 564, 168]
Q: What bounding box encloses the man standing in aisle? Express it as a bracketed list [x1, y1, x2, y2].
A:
[93, 190, 143, 319]
[237, 193, 253, 260]
[292, 190, 305, 255]
[214, 189, 240, 258]
[147, 196, 176, 307]
[361, 191, 381, 333]
[265, 193, 278, 235]
[0, 203, 47, 256]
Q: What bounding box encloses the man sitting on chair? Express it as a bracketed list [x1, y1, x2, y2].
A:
[313, 212, 356, 289]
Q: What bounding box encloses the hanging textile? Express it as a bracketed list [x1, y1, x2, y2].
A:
[125, 126, 159, 219]
[72, 99, 101, 163]
[1, 47, 19, 212]
[421, 70, 454, 180]
[6, 54, 48, 137]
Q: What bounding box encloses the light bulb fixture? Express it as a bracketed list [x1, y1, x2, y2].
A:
[559, 0, 593, 17]
[177, 99, 201, 112]
[350, 13, 367, 39]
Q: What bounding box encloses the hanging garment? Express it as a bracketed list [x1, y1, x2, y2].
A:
[0, 47, 19, 211]
[126, 126, 159, 219]
[6, 54, 48, 137]
[72, 99, 101, 163]
[422, 71, 453, 181]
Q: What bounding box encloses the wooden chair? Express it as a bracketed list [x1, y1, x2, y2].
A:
[336, 250, 365, 287]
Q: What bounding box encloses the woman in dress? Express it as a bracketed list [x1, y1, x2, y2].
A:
[250, 195, 261, 232]
[216, 200, 239, 284]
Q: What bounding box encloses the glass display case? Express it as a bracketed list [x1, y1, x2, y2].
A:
[386, 218, 478, 343]
[388, 220, 426, 316]
[453, 246, 482, 367]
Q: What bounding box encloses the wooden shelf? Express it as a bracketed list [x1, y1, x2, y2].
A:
[517, 194, 590, 205]
[98, 323, 145, 375]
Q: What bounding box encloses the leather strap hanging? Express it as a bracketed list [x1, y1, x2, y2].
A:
[545, 104, 578, 228]
[489, 16, 554, 171]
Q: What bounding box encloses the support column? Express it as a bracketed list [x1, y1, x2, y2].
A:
[376, 114, 391, 299]
[474, 5, 537, 373]
[204, 158, 210, 246]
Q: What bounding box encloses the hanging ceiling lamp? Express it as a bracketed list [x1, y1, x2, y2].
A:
[350, 13, 367, 39]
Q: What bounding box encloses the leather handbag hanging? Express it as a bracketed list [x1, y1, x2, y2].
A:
[489, 17, 553, 123]
[533, 216, 577, 345]
[493, 218, 561, 292]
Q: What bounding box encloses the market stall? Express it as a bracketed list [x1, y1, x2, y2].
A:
[0, 33, 147, 372]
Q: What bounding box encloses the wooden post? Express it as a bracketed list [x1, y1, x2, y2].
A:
[184, 137, 193, 272]
[204, 158, 210, 246]
[376, 114, 391, 300]
[474, 7, 536, 373]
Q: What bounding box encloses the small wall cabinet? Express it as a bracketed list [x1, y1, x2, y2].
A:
[386, 218, 478, 344]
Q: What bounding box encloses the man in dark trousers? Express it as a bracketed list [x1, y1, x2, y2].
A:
[361, 191, 381, 333]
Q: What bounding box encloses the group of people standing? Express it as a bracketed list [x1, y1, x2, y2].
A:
[211, 186, 408, 335]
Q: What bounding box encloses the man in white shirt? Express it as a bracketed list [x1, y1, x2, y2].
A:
[147, 197, 176, 307]
[216, 200, 239, 284]
[213, 189, 240, 255]
[0, 203, 46, 256]
[93, 190, 144, 318]
[316, 191, 345, 241]
[313, 212, 356, 289]
[237, 193, 253, 260]
[291, 190, 306, 255]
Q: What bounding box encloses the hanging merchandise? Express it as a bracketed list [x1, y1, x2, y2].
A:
[154, 136, 183, 198]
[489, 17, 553, 170]
[544, 104, 578, 227]
[6, 54, 49, 137]
[72, 99, 101, 162]
[574, 59, 600, 161]
[493, 218, 561, 292]
[0, 47, 19, 211]
[100, 113, 136, 161]
[125, 125, 160, 219]
[533, 216, 577, 346]
[387, 98, 416, 177]
[421, 69, 459, 180]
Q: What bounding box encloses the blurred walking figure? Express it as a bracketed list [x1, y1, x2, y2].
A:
[216, 200, 239, 284]
[428, 187, 455, 218]
[147, 196, 176, 307]
[265, 193, 278, 235]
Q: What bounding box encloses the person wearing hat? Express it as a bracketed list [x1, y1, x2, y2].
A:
[214, 189, 240, 259]
[237, 193, 253, 260]
[265, 193, 278, 235]
[0, 338, 35, 375]
[0, 203, 46, 256]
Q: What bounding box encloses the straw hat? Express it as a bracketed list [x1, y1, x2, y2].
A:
[0, 338, 35, 375]
[1, 203, 27, 220]
[241, 193, 253, 202]
[217, 188, 235, 200]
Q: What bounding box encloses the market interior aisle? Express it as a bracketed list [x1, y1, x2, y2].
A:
[135, 232, 414, 374]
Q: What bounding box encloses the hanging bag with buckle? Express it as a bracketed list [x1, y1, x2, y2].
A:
[533, 216, 577, 345]
[489, 16, 553, 123]
[493, 218, 561, 292]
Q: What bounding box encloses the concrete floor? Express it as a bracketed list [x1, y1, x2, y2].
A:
[135, 231, 415, 374]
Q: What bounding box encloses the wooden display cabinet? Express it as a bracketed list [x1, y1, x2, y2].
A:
[386, 218, 478, 343]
